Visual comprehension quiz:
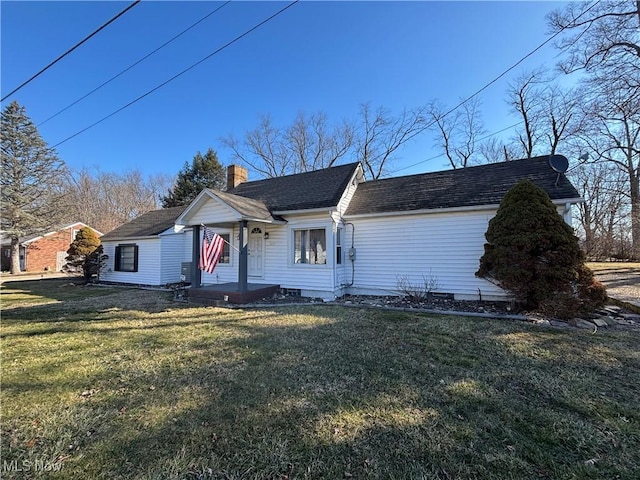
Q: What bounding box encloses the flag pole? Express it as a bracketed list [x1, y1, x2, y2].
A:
[200, 224, 240, 252]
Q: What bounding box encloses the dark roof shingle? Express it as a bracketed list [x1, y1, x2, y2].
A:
[228, 162, 360, 211]
[345, 156, 580, 216]
[100, 206, 186, 240]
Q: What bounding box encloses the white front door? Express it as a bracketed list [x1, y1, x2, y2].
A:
[248, 227, 264, 277]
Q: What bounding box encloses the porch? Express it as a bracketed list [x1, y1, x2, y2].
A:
[188, 282, 280, 305]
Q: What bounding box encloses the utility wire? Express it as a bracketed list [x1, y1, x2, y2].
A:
[51, 1, 299, 149]
[390, 0, 602, 174]
[38, 1, 231, 127]
[1, 0, 141, 102]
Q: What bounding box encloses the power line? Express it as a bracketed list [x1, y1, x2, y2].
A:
[51, 1, 299, 149]
[38, 1, 231, 127]
[1, 0, 141, 102]
[390, 0, 602, 174]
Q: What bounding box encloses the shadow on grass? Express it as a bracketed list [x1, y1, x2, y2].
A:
[3, 305, 638, 479]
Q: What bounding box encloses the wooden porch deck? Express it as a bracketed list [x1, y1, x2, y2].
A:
[188, 282, 280, 305]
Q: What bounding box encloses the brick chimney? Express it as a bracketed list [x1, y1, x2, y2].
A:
[226, 164, 248, 190]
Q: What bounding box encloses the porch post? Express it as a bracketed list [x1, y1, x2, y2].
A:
[238, 220, 248, 292]
[192, 224, 202, 287]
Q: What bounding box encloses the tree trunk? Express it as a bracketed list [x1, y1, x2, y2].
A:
[631, 170, 640, 260]
[10, 237, 21, 274]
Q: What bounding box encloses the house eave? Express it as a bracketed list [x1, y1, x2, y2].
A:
[344, 197, 584, 219]
[272, 207, 337, 216]
[241, 217, 288, 225]
[100, 235, 161, 243]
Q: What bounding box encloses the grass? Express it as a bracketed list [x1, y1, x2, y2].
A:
[587, 262, 640, 273]
[1, 279, 639, 479]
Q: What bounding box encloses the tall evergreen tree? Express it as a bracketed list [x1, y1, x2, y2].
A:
[1, 101, 69, 273]
[476, 180, 606, 317]
[161, 148, 225, 208]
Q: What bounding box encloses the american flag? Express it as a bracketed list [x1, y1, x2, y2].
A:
[199, 226, 225, 274]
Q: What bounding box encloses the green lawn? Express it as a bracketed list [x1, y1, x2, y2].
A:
[1, 279, 639, 479]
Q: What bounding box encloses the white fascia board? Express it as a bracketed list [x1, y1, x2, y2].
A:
[343, 197, 584, 220]
[101, 235, 160, 243]
[273, 207, 337, 216]
[242, 217, 288, 225]
[22, 222, 95, 245]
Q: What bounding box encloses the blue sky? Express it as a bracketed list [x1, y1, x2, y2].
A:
[1, 1, 569, 179]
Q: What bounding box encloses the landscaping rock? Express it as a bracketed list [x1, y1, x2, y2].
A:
[616, 318, 636, 326]
[591, 318, 609, 328]
[575, 319, 597, 330]
[549, 320, 571, 328]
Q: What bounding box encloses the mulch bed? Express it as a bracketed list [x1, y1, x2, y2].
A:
[254, 293, 516, 315]
[251, 292, 640, 331]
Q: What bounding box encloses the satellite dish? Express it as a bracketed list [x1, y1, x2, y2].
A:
[548, 154, 569, 173]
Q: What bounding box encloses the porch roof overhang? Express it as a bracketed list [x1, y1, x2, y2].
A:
[176, 188, 287, 226]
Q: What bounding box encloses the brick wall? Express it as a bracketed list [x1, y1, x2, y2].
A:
[25, 227, 78, 272]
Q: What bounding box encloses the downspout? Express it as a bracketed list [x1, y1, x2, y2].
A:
[563, 202, 572, 225]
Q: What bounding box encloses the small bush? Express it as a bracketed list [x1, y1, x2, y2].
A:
[65, 227, 107, 283]
[396, 272, 439, 301]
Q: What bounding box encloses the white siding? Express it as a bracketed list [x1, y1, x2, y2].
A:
[197, 215, 340, 299]
[100, 238, 162, 285]
[159, 232, 189, 284]
[347, 210, 505, 300]
[188, 197, 239, 225]
[335, 171, 360, 218]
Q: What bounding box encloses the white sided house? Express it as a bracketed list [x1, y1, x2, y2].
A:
[99, 156, 582, 302]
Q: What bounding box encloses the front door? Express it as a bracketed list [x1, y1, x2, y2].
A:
[248, 227, 264, 277]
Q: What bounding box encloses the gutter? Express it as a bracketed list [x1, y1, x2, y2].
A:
[344, 197, 584, 220]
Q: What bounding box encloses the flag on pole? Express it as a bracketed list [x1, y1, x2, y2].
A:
[199, 226, 225, 274]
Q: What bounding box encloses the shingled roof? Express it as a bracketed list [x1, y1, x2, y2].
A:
[227, 162, 360, 212]
[100, 206, 186, 240]
[345, 156, 581, 216]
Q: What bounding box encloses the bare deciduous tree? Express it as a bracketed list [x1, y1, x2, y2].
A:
[548, 0, 640, 79]
[548, 0, 640, 258]
[223, 114, 294, 178]
[65, 167, 171, 234]
[222, 104, 427, 180]
[507, 70, 546, 158]
[286, 112, 354, 173]
[477, 137, 518, 163]
[576, 78, 640, 259]
[426, 98, 485, 168]
[570, 162, 628, 259]
[506, 70, 581, 158]
[354, 103, 428, 178]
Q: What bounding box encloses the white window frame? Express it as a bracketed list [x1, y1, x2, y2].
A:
[217, 232, 232, 266]
[291, 227, 328, 266]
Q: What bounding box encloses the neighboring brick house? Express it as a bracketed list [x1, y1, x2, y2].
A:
[0, 223, 103, 272]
